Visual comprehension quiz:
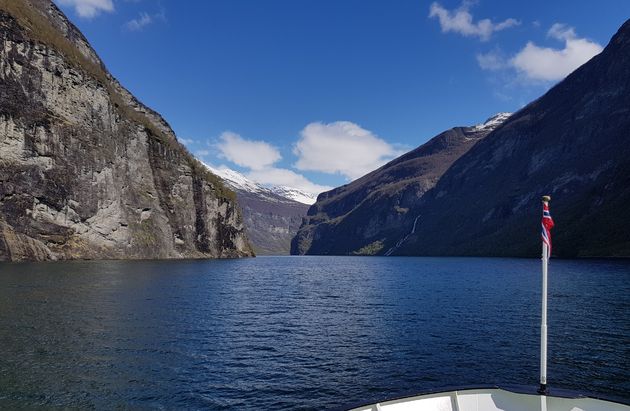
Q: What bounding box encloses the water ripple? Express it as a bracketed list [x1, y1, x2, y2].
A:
[0, 256, 628, 409]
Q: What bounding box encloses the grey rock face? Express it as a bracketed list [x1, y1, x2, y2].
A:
[237, 190, 309, 255]
[0, 1, 253, 260]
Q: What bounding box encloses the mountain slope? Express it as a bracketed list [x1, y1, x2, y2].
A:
[0, 0, 253, 260]
[207, 166, 310, 255]
[291, 113, 511, 255]
[394, 19, 630, 257]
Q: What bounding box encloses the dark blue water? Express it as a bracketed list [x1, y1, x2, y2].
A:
[0, 257, 628, 409]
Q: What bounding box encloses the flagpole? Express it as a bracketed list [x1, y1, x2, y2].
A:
[538, 195, 551, 395]
[539, 240, 548, 394]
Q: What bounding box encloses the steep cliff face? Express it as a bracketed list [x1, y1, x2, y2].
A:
[237, 190, 309, 255]
[291, 114, 510, 255]
[0, 0, 253, 261]
[393, 19, 630, 257]
[206, 166, 309, 255]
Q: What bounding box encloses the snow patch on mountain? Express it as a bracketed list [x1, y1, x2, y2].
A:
[472, 112, 513, 132]
[270, 186, 318, 205]
[205, 165, 266, 194]
[205, 164, 318, 205]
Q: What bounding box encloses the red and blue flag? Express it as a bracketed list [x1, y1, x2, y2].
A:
[541, 201, 554, 257]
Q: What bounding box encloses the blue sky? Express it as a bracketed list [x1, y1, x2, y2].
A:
[55, 0, 630, 193]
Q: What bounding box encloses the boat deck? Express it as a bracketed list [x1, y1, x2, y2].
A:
[349, 388, 629, 411]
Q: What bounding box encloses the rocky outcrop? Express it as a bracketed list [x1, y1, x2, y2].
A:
[291, 114, 511, 255]
[0, 0, 253, 261]
[392, 19, 630, 258]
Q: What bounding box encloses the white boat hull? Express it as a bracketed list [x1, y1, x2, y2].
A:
[349, 388, 629, 411]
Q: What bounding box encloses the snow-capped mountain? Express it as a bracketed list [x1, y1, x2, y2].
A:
[269, 186, 318, 205]
[204, 164, 313, 255]
[205, 165, 318, 205]
[472, 112, 512, 132]
[206, 165, 267, 194]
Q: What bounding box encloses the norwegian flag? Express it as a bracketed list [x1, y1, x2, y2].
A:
[541, 200, 555, 257]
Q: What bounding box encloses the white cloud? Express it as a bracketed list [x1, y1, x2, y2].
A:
[57, 0, 114, 18]
[178, 137, 195, 145]
[294, 121, 401, 180]
[216, 132, 281, 170]
[206, 123, 404, 196]
[247, 168, 332, 194]
[477, 24, 603, 83]
[547, 23, 576, 41]
[124, 12, 152, 31]
[429, 1, 519, 41]
[212, 131, 330, 195]
[510, 23, 603, 81]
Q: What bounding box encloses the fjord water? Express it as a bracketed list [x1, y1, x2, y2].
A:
[0, 257, 628, 410]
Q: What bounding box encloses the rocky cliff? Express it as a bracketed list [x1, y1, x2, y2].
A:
[291, 114, 511, 255]
[206, 166, 310, 255]
[392, 19, 630, 257]
[0, 0, 253, 261]
[236, 190, 309, 255]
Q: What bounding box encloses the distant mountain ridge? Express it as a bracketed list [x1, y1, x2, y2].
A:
[206, 165, 311, 255]
[291, 113, 512, 255]
[206, 166, 318, 205]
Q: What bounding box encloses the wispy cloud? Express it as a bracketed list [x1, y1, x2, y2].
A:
[294, 121, 403, 181]
[476, 49, 507, 70]
[124, 9, 166, 32]
[477, 23, 603, 82]
[429, 1, 519, 41]
[124, 12, 152, 31]
[56, 0, 114, 18]
[178, 137, 195, 145]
